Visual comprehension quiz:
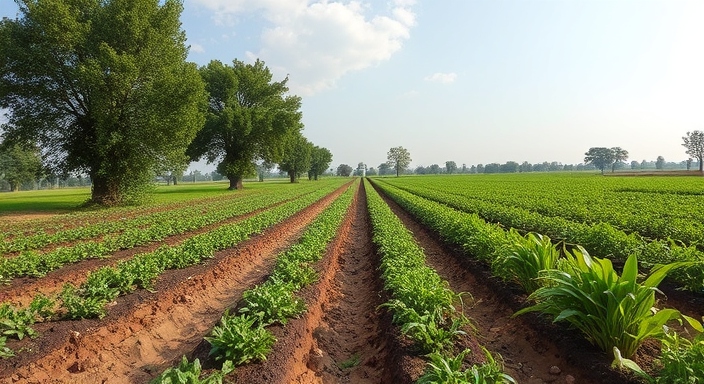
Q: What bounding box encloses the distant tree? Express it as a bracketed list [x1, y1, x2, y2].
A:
[445, 161, 457, 174]
[682, 131, 704, 172]
[367, 167, 377, 176]
[461, 163, 467, 173]
[256, 160, 274, 182]
[278, 133, 312, 183]
[0, 0, 206, 204]
[188, 59, 302, 190]
[387, 146, 412, 177]
[476, 164, 484, 173]
[584, 147, 615, 175]
[378, 162, 393, 176]
[687, 158, 693, 171]
[211, 171, 225, 181]
[519, 161, 532, 173]
[469, 165, 477, 174]
[308, 146, 333, 181]
[500, 161, 519, 173]
[0, 142, 42, 191]
[414, 166, 427, 175]
[336, 164, 353, 177]
[656, 156, 665, 170]
[630, 160, 639, 170]
[611, 147, 629, 173]
[484, 163, 500, 174]
[428, 164, 441, 174]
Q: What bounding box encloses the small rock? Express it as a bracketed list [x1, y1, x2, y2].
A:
[306, 348, 325, 372]
[565, 375, 576, 384]
[549, 365, 561, 375]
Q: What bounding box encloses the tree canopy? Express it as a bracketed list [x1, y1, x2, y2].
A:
[278, 132, 312, 183]
[387, 146, 411, 177]
[0, 0, 206, 205]
[584, 147, 616, 175]
[445, 161, 457, 174]
[682, 131, 704, 172]
[308, 146, 332, 181]
[188, 59, 302, 190]
[611, 147, 629, 172]
[0, 142, 42, 191]
[336, 164, 353, 177]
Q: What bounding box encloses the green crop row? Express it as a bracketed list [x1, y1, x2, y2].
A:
[369, 179, 704, 382]
[0, 187, 270, 255]
[0, 182, 335, 282]
[364, 180, 515, 383]
[379, 174, 704, 250]
[152, 181, 357, 382]
[375, 178, 704, 293]
[0, 181, 346, 355]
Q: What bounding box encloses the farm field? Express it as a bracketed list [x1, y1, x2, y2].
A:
[0, 174, 702, 383]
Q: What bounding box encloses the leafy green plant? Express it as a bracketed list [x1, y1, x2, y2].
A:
[150, 356, 234, 384]
[417, 348, 516, 384]
[0, 294, 54, 340]
[0, 337, 14, 359]
[239, 281, 306, 326]
[205, 312, 276, 365]
[516, 247, 703, 358]
[338, 353, 361, 369]
[491, 230, 560, 293]
[60, 284, 108, 319]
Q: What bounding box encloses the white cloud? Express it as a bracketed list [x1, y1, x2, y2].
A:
[424, 72, 457, 84]
[193, 0, 416, 95]
[189, 43, 206, 54]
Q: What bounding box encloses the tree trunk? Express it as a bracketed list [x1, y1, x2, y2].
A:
[289, 171, 296, 183]
[227, 174, 243, 190]
[10, 182, 18, 192]
[91, 174, 122, 206]
[173, 175, 178, 185]
[699, 156, 703, 173]
[314, 174, 318, 181]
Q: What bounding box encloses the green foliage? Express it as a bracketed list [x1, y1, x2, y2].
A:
[655, 332, 704, 383]
[0, 0, 206, 205]
[387, 301, 468, 354]
[417, 348, 516, 384]
[150, 356, 234, 384]
[516, 248, 702, 358]
[0, 143, 42, 191]
[491, 231, 560, 293]
[239, 282, 306, 326]
[279, 132, 313, 183]
[387, 146, 412, 177]
[188, 59, 302, 189]
[308, 146, 333, 180]
[205, 312, 276, 365]
[0, 294, 53, 340]
[0, 337, 14, 359]
[60, 284, 108, 320]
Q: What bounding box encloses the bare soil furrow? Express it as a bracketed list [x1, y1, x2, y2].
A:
[0, 184, 348, 384]
[231, 181, 399, 384]
[374, 183, 636, 384]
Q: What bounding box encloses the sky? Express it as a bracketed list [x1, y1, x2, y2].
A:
[2, 0, 703, 172]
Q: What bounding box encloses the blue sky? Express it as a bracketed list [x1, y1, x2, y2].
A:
[2, 0, 703, 172]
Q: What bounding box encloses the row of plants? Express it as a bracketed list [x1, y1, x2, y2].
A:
[0, 182, 336, 283]
[0, 181, 348, 357]
[0, 187, 272, 255]
[364, 179, 516, 383]
[375, 178, 704, 293]
[370, 179, 704, 383]
[151, 181, 357, 383]
[380, 174, 704, 249]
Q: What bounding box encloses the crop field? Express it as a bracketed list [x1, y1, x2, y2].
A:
[0, 174, 703, 384]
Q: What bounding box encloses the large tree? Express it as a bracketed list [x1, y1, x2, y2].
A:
[682, 131, 704, 172]
[188, 59, 302, 190]
[336, 164, 353, 177]
[387, 146, 412, 177]
[584, 147, 615, 175]
[445, 161, 457, 174]
[0, 142, 42, 191]
[0, 0, 206, 205]
[308, 146, 332, 181]
[278, 132, 312, 183]
[611, 147, 629, 173]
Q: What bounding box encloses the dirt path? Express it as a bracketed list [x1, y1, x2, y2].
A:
[0, 184, 349, 384]
[374, 183, 636, 384]
[231, 181, 402, 384]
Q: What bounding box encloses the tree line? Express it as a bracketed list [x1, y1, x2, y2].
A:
[0, 0, 332, 203]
